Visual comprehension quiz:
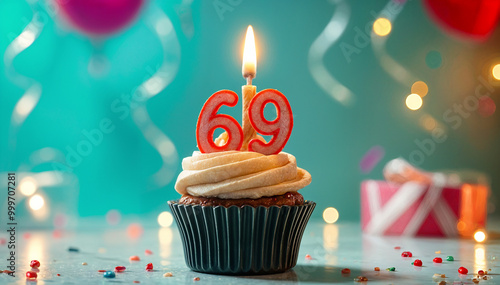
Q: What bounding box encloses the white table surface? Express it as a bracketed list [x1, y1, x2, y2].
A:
[1, 220, 499, 284]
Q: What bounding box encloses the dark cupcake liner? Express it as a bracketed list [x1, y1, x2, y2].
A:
[168, 200, 316, 275]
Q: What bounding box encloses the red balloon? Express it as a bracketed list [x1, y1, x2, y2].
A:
[423, 0, 500, 40]
[57, 0, 144, 36]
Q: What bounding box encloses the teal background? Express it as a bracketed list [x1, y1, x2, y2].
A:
[1, 0, 499, 224]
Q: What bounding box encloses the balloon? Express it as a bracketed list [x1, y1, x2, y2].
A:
[57, 0, 144, 36]
[423, 0, 500, 40]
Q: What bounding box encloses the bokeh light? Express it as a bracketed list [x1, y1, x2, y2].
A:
[323, 207, 339, 224]
[474, 230, 486, 243]
[411, 81, 429, 97]
[157, 211, 174, 227]
[492, 64, 500, 80]
[406, 94, 423, 110]
[106, 209, 121, 225]
[29, 194, 45, 210]
[373, 18, 392, 36]
[420, 114, 437, 131]
[127, 223, 144, 239]
[20, 177, 37, 196]
[426, 50, 442, 69]
[478, 96, 496, 117]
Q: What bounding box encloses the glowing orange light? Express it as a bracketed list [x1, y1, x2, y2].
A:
[242, 25, 256, 79]
[373, 18, 392, 36]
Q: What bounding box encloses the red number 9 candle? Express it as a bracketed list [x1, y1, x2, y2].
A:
[196, 25, 293, 155]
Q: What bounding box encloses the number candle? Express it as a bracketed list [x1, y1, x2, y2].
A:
[241, 25, 257, 151]
[196, 26, 294, 155]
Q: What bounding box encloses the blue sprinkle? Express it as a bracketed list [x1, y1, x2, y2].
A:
[68, 247, 79, 252]
[103, 271, 116, 278]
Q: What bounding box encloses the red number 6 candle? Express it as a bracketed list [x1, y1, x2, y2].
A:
[196, 90, 243, 153]
[248, 89, 293, 155]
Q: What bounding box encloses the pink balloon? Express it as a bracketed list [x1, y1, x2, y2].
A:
[57, 0, 144, 36]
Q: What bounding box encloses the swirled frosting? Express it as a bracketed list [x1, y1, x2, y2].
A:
[174, 151, 311, 199]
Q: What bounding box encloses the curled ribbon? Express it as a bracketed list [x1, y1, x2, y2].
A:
[364, 158, 458, 236]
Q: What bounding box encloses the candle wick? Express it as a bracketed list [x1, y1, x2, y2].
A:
[246, 76, 253, 86]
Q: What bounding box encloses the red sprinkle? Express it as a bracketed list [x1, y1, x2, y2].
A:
[305, 254, 312, 260]
[433, 257, 443, 263]
[458, 267, 468, 274]
[413, 259, 423, 267]
[133, 281, 140, 284]
[26, 271, 37, 279]
[145, 249, 153, 255]
[57, 274, 61, 276]
[194, 277, 200, 281]
[341, 268, 351, 274]
[98, 270, 107, 273]
[115, 266, 126, 272]
[401, 251, 413, 257]
[129, 255, 140, 261]
[146, 263, 153, 271]
[30, 260, 41, 268]
[394, 246, 401, 250]
[478, 270, 485, 276]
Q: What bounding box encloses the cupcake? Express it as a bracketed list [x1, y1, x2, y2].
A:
[169, 150, 314, 274]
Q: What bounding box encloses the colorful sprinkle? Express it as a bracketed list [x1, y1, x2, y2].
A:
[30, 260, 40, 268]
[145, 249, 153, 255]
[68, 247, 79, 252]
[458, 267, 468, 274]
[26, 271, 37, 279]
[57, 274, 61, 276]
[446, 256, 454, 261]
[133, 281, 140, 284]
[401, 251, 412, 257]
[433, 257, 442, 263]
[146, 263, 153, 271]
[194, 277, 200, 281]
[386, 267, 395, 271]
[341, 268, 351, 274]
[473, 278, 479, 284]
[163, 272, 173, 277]
[98, 270, 107, 272]
[355, 276, 368, 282]
[129, 255, 141, 261]
[438, 281, 446, 285]
[435, 251, 441, 254]
[103, 271, 116, 278]
[115, 266, 126, 272]
[305, 254, 312, 260]
[394, 246, 401, 250]
[478, 270, 485, 276]
[413, 259, 422, 267]
[82, 262, 88, 265]
[374, 267, 380, 271]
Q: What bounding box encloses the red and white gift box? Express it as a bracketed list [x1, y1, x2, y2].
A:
[361, 159, 488, 237]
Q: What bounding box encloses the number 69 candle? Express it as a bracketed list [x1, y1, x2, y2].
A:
[196, 25, 293, 155]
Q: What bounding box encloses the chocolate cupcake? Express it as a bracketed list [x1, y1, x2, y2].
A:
[169, 150, 314, 274]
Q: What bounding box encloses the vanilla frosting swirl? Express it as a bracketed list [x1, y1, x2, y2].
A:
[174, 151, 311, 199]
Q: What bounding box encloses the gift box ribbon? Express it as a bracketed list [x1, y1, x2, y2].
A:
[364, 158, 458, 236]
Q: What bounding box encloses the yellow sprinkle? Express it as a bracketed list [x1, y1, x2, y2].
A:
[435, 251, 441, 254]
[82, 262, 87, 265]
[163, 272, 173, 277]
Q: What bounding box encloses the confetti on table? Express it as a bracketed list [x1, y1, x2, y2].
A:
[446, 256, 454, 261]
[68, 247, 80, 252]
[163, 272, 173, 277]
[433, 257, 442, 263]
[30, 260, 40, 268]
[115, 266, 126, 272]
[194, 277, 200, 281]
[435, 251, 441, 254]
[401, 251, 412, 257]
[103, 271, 116, 278]
[341, 268, 351, 274]
[355, 276, 368, 282]
[145, 249, 153, 255]
[305, 254, 312, 260]
[146, 263, 153, 271]
[130, 255, 141, 261]
[413, 259, 422, 267]
[374, 267, 380, 271]
[82, 262, 87, 265]
[458, 267, 468, 274]
[26, 271, 37, 279]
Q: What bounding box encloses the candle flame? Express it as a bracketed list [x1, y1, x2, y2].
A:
[242, 25, 256, 81]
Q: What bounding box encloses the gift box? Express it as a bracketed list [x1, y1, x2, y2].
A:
[360, 158, 489, 237]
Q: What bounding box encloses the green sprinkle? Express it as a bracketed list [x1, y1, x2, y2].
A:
[446, 256, 454, 261]
[389, 267, 395, 271]
[411, 262, 414, 265]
